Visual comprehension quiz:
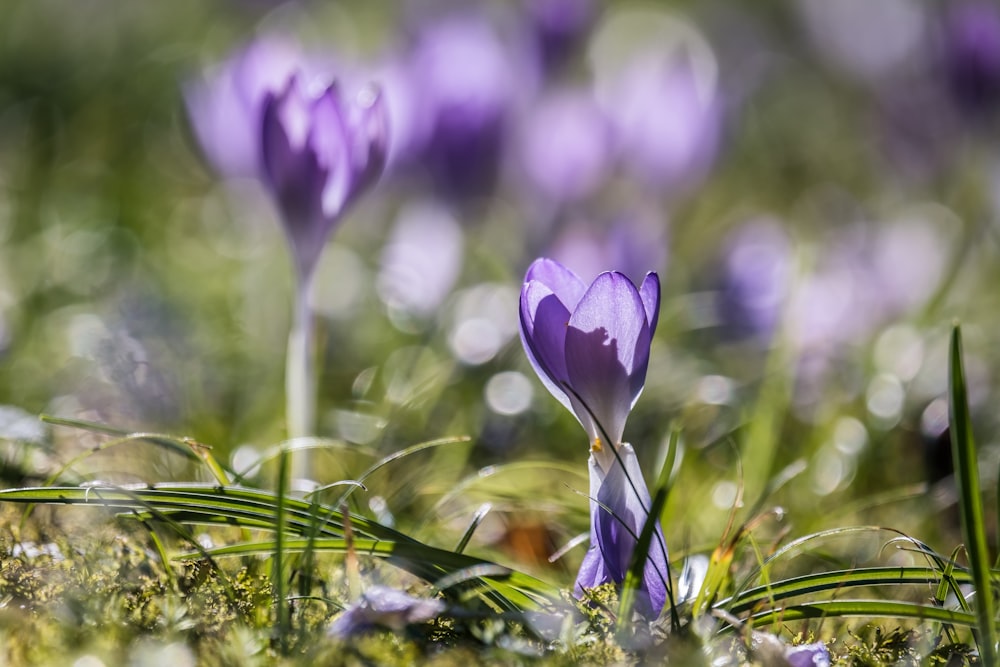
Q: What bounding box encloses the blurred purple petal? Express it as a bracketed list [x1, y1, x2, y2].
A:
[406, 13, 525, 199]
[549, 211, 668, 287]
[527, 0, 597, 72]
[185, 38, 306, 177]
[796, 0, 926, 83]
[943, 0, 1000, 116]
[517, 89, 612, 204]
[613, 56, 720, 192]
[718, 219, 793, 341]
[785, 641, 831, 667]
[328, 586, 445, 638]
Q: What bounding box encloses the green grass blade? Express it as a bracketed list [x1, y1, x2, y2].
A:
[618, 427, 678, 634]
[744, 599, 979, 628]
[273, 449, 290, 647]
[327, 435, 471, 506]
[0, 484, 419, 542]
[39, 415, 198, 460]
[0, 483, 560, 612]
[181, 537, 559, 611]
[455, 503, 491, 554]
[949, 324, 998, 664]
[722, 566, 975, 615]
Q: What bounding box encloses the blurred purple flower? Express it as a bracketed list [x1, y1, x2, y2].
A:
[261, 75, 388, 280]
[526, 0, 597, 72]
[405, 13, 523, 199]
[942, 0, 1000, 115]
[516, 89, 612, 204]
[327, 586, 444, 638]
[717, 219, 792, 342]
[548, 211, 667, 285]
[785, 641, 831, 667]
[186, 39, 388, 282]
[519, 258, 667, 619]
[609, 55, 720, 194]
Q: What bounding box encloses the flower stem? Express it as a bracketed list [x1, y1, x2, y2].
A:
[286, 271, 317, 475]
[275, 270, 317, 648]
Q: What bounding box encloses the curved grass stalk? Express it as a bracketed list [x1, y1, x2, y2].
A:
[429, 460, 585, 516]
[0, 483, 559, 613]
[181, 537, 559, 612]
[729, 525, 919, 601]
[232, 437, 364, 483]
[325, 435, 471, 506]
[720, 565, 976, 616]
[744, 599, 979, 629]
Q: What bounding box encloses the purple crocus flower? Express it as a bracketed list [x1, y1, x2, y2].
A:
[526, 0, 598, 73]
[186, 39, 389, 453]
[186, 39, 388, 283]
[516, 89, 612, 205]
[519, 258, 667, 619]
[942, 0, 1000, 115]
[405, 13, 523, 200]
[717, 219, 792, 342]
[613, 55, 720, 195]
[261, 75, 388, 281]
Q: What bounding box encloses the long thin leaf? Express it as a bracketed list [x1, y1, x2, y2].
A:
[745, 599, 979, 628]
[949, 324, 998, 665]
[180, 537, 559, 610]
[722, 566, 974, 615]
[0, 483, 559, 612]
[327, 435, 471, 506]
[618, 427, 678, 633]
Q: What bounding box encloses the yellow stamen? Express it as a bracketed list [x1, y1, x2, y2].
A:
[591, 436, 603, 453]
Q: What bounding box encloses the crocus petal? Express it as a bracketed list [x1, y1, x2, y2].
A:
[564, 272, 650, 445]
[519, 280, 573, 409]
[310, 83, 352, 220]
[184, 64, 259, 178]
[261, 78, 334, 279]
[348, 85, 390, 198]
[525, 257, 588, 311]
[232, 38, 305, 113]
[574, 457, 610, 595]
[639, 272, 661, 338]
[592, 445, 667, 619]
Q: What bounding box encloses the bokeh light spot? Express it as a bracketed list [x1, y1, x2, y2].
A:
[485, 371, 534, 416]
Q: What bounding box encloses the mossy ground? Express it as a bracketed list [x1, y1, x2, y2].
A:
[0, 501, 982, 666]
